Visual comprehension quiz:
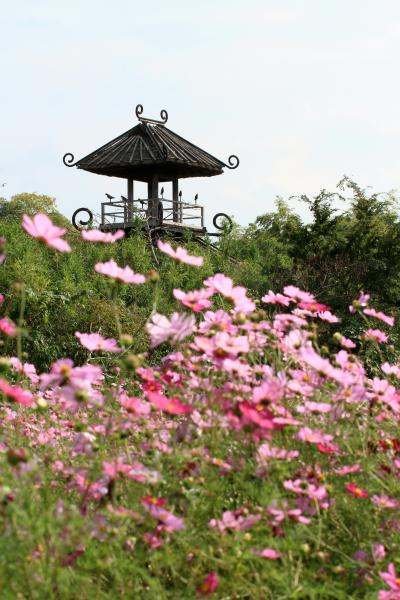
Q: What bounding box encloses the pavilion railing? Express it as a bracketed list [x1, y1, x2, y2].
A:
[101, 197, 205, 230]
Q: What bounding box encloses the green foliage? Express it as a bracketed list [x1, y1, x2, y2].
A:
[0, 192, 70, 227]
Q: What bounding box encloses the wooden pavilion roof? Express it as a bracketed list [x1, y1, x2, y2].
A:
[66, 120, 231, 183]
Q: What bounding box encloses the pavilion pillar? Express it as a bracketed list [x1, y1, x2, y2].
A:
[127, 178, 134, 223]
[172, 178, 179, 222]
[147, 175, 159, 227]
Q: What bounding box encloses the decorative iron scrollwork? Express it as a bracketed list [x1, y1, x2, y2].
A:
[225, 155, 239, 170]
[63, 153, 78, 167]
[135, 104, 168, 125]
[212, 212, 233, 234]
[72, 208, 93, 230]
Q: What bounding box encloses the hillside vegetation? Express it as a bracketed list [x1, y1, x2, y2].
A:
[1, 178, 400, 371]
[0, 191, 399, 598]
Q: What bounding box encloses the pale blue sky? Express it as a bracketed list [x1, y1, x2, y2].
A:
[2, 0, 400, 227]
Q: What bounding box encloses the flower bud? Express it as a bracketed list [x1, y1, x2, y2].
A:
[124, 354, 144, 370]
[0, 358, 11, 373]
[36, 397, 48, 409]
[75, 390, 89, 403]
[120, 334, 134, 347]
[147, 270, 159, 282]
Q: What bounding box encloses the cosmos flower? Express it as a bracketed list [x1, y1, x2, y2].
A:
[197, 572, 219, 596]
[0, 378, 33, 406]
[363, 328, 389, 344]
[157, 240, 203, 266]
[364, 307, 394, 327]
[146, 312, 195, 347]
[95, 259, 145, 284]
[173, 288, 213, 312]
[146, 391, 192, 415]
[0, 317, 16, 337]
[22, 213, 71, 252]
[345, 482, 369, 498]
[251, 548, 282, 560]
[75, 332, 121, 353]
[261, 291, 291, 307]
[81, 229, 125, 243]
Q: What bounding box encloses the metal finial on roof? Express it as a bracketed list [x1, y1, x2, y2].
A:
[225, 155, 240, 169]
[135, 104, 168, 125]
[63, 152, 78, 167]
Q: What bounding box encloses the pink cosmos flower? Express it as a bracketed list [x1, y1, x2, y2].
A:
[337, 335, 356, 349]
[372, 495, 400, 509]
[261, 291, 291, 307]
[197, 572, 219, 596]
[81, 229, 125, 243]
[283, 285, 315, 304]
[22, 213, 71, 252]
[10, 357, 39, 383]
[373, 543, 386, 562]
[379, 563, 400, 597]
[345, 482, 369, 498]
[75, 332, 121, 353]
[198, 309, 234, 333]
[252, 548, 282, 560]
[267, 500, 311, 526]
[363, 328, 389, 344]
[146, 391, 192, 415]
[203, 274, 255, 313]
[257, 443, 299, 464]
[0, 378, 33, 406]
[0, 317, 16, 337]
[157, 240, 203, 266]
[103, 461, 160, 484]
[209, 510, 261, 533]
[95, 259, 145, 284]
[334, 464, 362, 476]
[382, 363, 400, 379]
[142, 499, 185, 531]
[297, 427, 334, 445]
[284, 479, 329, 503]
[296, 400, 332, 414]
[364, 307, 394, 327]
[0, 294, 4, 305]
[317, 310, 340, 323]
[173, 288, 213, 312]
[349, 291, 370, 313]
[146, 312, 195, 347]
[119, 394, 151, 415]
[299, 345, 339, 380]
[299, 301, 330, 312]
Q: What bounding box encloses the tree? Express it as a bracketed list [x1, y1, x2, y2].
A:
[0, 193, 70, 228]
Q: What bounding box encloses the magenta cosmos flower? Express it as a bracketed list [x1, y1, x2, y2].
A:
[345, 482, 369, 498]
[196, 572, 219, 596]
[81, 229, 125, 243]
[0, 317, 16, 337]
[157, 239, 203, 266]
[75, 332, 121, 352]
[0, 377, 33, 407]
[22, 213, 71, 252]
[146, 391, 192, 415]
[95, 259, 145, 284]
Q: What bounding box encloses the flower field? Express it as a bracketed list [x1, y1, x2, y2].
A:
[0, 214, 400, 598]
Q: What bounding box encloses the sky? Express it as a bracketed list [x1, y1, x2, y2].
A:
[2, 0, 400, 229]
